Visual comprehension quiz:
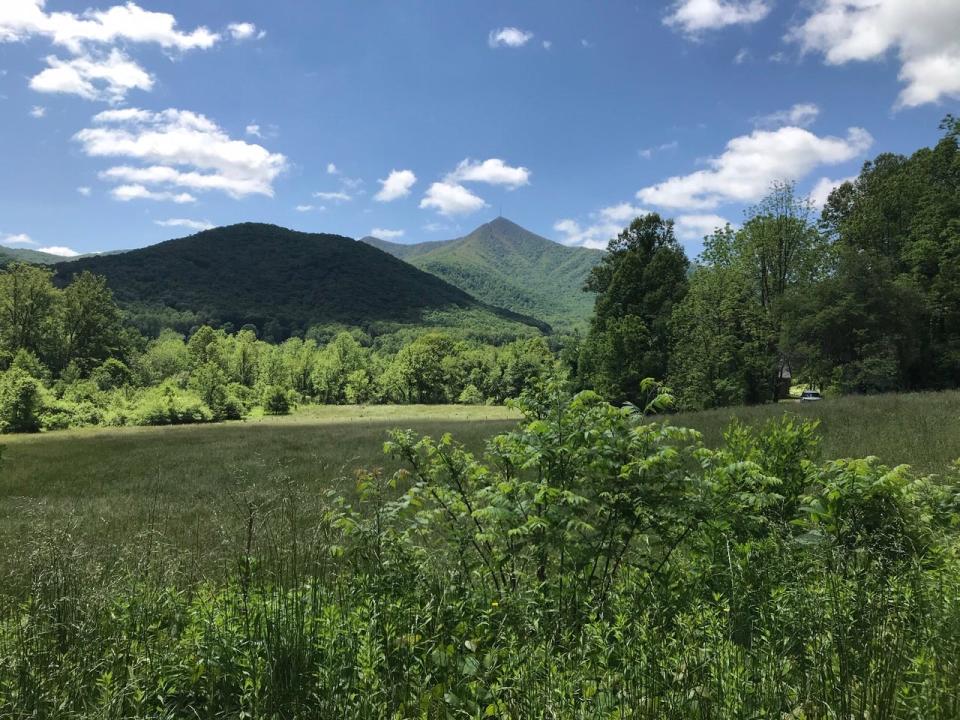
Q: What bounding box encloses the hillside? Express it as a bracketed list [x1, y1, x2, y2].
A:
[361, 217, 603, 330]
[54, 223, 548, 339]
[0, 246, 74, 265]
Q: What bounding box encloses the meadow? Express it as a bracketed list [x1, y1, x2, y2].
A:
[2, 391, 959, 718]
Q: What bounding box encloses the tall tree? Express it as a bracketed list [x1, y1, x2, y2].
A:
[58, 271, 123, 372]
[580, 214, 689, 404]
[0, 263, 58, 365]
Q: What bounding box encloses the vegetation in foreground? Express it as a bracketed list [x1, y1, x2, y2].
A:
[2, 382, 959, 718]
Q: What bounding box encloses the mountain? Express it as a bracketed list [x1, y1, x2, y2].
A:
[54, 223, 548, 339]
[0, 246, 76, 265]
[361, 217, 603, 330]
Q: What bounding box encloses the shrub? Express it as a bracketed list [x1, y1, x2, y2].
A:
[261, 385, 291, 415]
[131, 385, 212, 426]
[90, 358, 133, 391]
[456, 383, 484, 405]
[0, 368, 42, 433]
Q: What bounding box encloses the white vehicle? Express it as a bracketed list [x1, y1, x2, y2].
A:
[799, 390, 823, 402]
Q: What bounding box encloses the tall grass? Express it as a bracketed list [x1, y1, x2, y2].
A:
[1, 396, 959, 718]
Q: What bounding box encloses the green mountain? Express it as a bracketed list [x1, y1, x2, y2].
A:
[361, 217, 603, 330]
[0, 246, 75, 266]
[54, 223, 548, 339]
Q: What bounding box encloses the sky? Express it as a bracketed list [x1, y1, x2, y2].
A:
[0, 0, 958, 258]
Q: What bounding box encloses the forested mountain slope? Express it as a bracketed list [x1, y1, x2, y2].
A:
[362, 217, 603, 329]
[54, 223, 548, 339]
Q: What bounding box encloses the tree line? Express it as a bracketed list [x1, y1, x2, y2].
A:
[0, 263, 554, 432]
[573, 116, 960, 409]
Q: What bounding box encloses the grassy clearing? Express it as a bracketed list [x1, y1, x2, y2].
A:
[0, 404, 519, 579]
[675, 389, 960, 476]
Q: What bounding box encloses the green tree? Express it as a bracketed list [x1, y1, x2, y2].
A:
[0, 263, 58, 363]
[0, 368, 42, 433]
[57, 271, 123, 373]
[580, 214, 688, 404]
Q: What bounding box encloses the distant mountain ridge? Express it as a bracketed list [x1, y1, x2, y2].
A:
[54, 223, 548, 338]
[362, 217, 603, 330]
[0, 246, 77, 265]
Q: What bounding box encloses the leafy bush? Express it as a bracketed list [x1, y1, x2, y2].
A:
[0, 368, 42, 433]
[261, 385, 291, 415]
[130, 385, 212, 426]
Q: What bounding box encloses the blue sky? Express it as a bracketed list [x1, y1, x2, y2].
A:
[1, 0, 957, 257]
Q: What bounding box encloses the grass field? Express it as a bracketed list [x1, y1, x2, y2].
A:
[3, 394, 960, 718]
[2, 392, 957, 580]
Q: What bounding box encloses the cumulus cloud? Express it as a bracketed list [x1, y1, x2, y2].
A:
[1, 1, 254, 102]
[665, 0, 771, 35]
[295, 204, 314, 212]
[29, 48, 153, 103]
[326, 162, 338, 175]
[554, 203, 652, 249]
[420, 182, 487, 216]
[29, 104, 45, 117]
[488, 27, 533, 48]
[752, 102, 820, 128]
[808, 175, 857, 209]
[110, 184, 195, 203]
[75, 107, 287, 201]
[154, 218, 213, 231]
[245, 123, 261, 137]
[37, 245, 79, 256]
[447, 158, 530, 189]
[371, 227, 405, 240]
[1, 232, 36, 245]
[77, 186, 91, 196]
[375, 169, 416, 202]
[227, 22, 263, 41]
[637, 125, 873, 210]
[788, 0, 960, 107]
[734, 47, 751, 64]
[675, 214, 732, 242]
[0, 0, 219, 52]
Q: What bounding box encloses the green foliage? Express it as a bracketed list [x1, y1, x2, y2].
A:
[3, 383, 960, 717]
[0, 368, 42, 433]
[131, 385, 212, 426]
[580, 213, 689, 404]
[261, 385, 291, 415]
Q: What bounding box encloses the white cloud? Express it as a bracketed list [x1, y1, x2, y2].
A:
[375, 169, 417, 202]
[554, 203, 653, 249]
[326, 162, 338, 175]
[228, 22, 263, 41]
[637, 125, 873, 210]
[111, 184, 195, 203]
[447, 158, 530, 189]
[371, 227, 405, 240]
[420, 182, 487, 216]
[0, 0, 219, 53]
[734, 47, 751, 64]
[76, 108, 287, 200]
[752, 102, 820, 128]
[245, 123, 261, 137]
[488, 27, 533, 48]
[295, 204, 314, 212]
[1, 232, 36, 245]
[29, 48, 152, 103]
[675, 214, 732, 242]
[29, 104, 45, 117]
[37, 245, 79, 257]
[665, 0, 771, 35]
[155, 218, 213, 231]
[313, 190, 351, 203]
[542, 40, 552, 50]
[77, 186, 91, 196]
[808, 175, 857, 209]
[788, 0, 960, 107]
